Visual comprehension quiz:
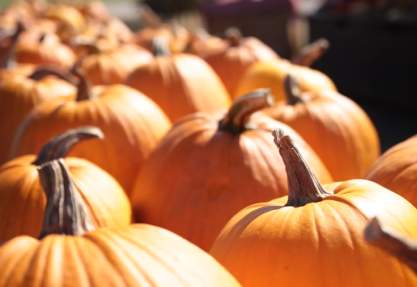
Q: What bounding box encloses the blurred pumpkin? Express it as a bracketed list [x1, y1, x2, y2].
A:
[200, 28, 278, 96]
[0, 67, 76, 165]
[45, 4, 86, 34]
[0, 158, 241, 287]
[0, 127, 131, 243]
[264, 76, 380, 180]
[367, 135, 417, 206]
[210, 130, 417, 287]
[126, 38, 230, 122]
[131, 90, 331, 250]
[12, 71, 171, 195]
[135, 24, 190, 53]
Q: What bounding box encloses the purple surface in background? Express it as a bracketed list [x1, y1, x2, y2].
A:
[200, 0, 292, 16]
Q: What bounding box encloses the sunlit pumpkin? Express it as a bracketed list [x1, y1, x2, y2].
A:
[131, 90, 331, 251]
[0, 127, 131, 243]
[263, 76, 380, 180]
[367, 135, 417, 206]
[12, 71, 171, 195]
[126, 39, 230, 122]
[210, 130, 417, 287]
[0, 158, 241, 287]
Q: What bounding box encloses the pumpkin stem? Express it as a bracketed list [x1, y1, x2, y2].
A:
[33, 127, 103, 166]
[38, 159, 94, 238]
[219, 89, 273, 134]
[273, 129, 330, 207]
[365, 217, 417, 273]
[152, 37, 170, 57]
[284, 75, 304, 106]
[28, 66, 78, 85]
[0, 21, 24, 68]
[292, 38, 329, 67]
[71, 68, 93, 101]
[225, 27, 242, 47]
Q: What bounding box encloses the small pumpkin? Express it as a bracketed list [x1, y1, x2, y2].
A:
[126, 38, 230, 122]
[0, 67, 76, 165]
[263, 76, 380, 180]
[0, 158, 241, 287]
[365, 217, 417, 274]
[12, 71, 171, 194]
[367, 135, 417, 206]
[0, 127, 131, 243]
[200, 28, 278, 96]
[131, 90, 331, 250]
[210, 130, 417, 287]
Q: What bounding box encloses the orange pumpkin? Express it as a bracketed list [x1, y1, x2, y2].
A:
[0, 67, 76, 165]
[367, 135, 417, 206]
[210, 130, 417, 287]
[12, 72, 171, 195]
[131, 90, 331, 250]
[236, 58, 336, 101]
[263, 76, 380, 180]
[126, 39, 230, 122]
[0, 21, 25, 69]
[0, 127, 131, 243]
[365, 217, 417, 274]
[200, 28, 278, 96]
[0, 158, 241, 287]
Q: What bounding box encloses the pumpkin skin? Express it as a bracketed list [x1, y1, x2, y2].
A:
[0, 68, 75, 165]
[0, 159, 240, 287]
[264, 78, 380, 180]
[0, 127, 131, 243]
[201, 29, 278, 96]
[135, 25, 190, 54]
[131, 91, 331, 251]
[78, 44, 153, 85]
[126, 52, 231, 122]
[236, 58, 336, 101]
[12, 79, 171, 195]
[210, 131, 417, 287]
[367, 135, 417, 206]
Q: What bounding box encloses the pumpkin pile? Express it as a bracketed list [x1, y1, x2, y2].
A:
[0, 1, 415, 286]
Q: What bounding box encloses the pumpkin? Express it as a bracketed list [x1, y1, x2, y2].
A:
[365, 217, 417, 274]
[292, 38, 330, 67]
[187, 30, 226, 57]
[0, 159, 241, 287]
[12, 71, 171, 194]
[77, 44, 153, 85]
[210, 130, 417, 287]
[0, 21, 25, 69]
[45, 4, 86, 34]
[367, 135, 417, 206]
[126, 39, 230, 122]
[131, 90, 331, 250]
[0, 127, 131, 243]
[15, 30, 76, 69]
[0, 67, 76, 165]
[263, 76, 380, 180]
[236, 58, 336, 101]
[200, 28, 278, 96]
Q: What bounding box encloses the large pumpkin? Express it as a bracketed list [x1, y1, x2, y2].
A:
[236, 57, 336, 101]
[0, 159, 241, 287]
[367, 135, 417, 206]
[126, 39, 230, 122]
[264, 76, 380, 180]
[12, 72, 171, 195]
[0, 67, 75, 165]
[200, 28, 278, 96]
[131, 90, 331, 250]
[0, 127, 131, 243]
[210, 130, 417, 287]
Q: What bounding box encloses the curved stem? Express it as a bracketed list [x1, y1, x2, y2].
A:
[38, 159, 94, 238]
[225, 27, 242, 47]
[152, 37, 170, 57]
[219, 89, 273, 134]
[71, 68, 93, 101]
[0, 21, 25, 68]
[365, 217, 417, 274]
[33, 127, 104, 166]
[273, 129, 330, 207]
[28, 66, 78, 85]
[292, 38, 329, 67]
[284, 75, 304, 106]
